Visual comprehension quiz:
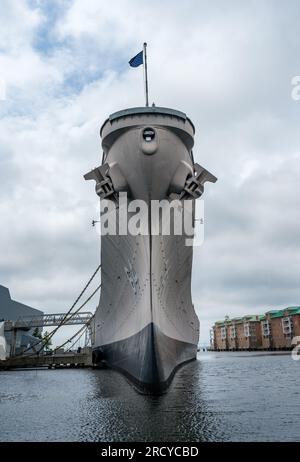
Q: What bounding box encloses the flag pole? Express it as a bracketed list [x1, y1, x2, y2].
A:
[143, 42, 149, 107]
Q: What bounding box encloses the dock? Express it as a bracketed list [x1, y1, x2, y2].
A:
[0, 351, 93, 370]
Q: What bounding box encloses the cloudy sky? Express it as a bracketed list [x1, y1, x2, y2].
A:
[0, 0, 300, 345]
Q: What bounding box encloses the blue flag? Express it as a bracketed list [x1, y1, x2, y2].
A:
[129, 50, 143, 68]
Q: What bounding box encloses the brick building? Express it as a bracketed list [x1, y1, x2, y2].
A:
[261, 307, 300, 349]
[213, 317, 229, 350]
[212, 315, 263, 351]
[212, 307, 300, 351]
[237, 315, 262, 350]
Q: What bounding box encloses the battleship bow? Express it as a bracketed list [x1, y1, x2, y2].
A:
[85, 106, 216, 394]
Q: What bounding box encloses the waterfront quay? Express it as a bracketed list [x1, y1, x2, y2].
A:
[211, 307, 300, 351]
[0, 351, 93, 370]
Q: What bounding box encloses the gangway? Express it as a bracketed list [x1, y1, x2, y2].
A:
[4, 312, 93, 331]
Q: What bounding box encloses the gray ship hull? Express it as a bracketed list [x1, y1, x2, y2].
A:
[85, 107, 216, 393]
[92, 230, 198, 393]
[93, 323, 196, 394]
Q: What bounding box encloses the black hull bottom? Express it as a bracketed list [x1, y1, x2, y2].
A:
[93, 323, 197, 394]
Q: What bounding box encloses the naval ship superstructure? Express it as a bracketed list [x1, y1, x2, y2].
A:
[85, 106, 216, 393]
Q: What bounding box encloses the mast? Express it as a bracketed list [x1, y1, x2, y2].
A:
[143, 42, 149, 107]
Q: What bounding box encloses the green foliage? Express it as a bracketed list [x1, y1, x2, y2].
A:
[32, 327, 42, 339]
[42, 331, 52, 351]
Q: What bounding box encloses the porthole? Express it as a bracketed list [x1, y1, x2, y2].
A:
[142, 127, 155, 142]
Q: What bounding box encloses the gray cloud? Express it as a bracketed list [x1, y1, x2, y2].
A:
[0, 0, 300, 344]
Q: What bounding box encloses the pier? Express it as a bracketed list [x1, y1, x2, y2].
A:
[2, 311, 94, 357]
[0, 350, 93, 370]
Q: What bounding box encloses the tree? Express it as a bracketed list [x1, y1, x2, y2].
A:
[42, 331, 52, 352]
[32, 327, 42, 339]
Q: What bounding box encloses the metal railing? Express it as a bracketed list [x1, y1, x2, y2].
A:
[4, 312, 93, 331]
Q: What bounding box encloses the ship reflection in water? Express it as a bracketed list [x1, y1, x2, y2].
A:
[0, 351, 299, 442]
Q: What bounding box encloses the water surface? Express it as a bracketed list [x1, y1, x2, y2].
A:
[0, 351, 299, 442]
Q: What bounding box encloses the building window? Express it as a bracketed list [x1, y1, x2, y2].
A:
[230, 325, 236, 339]
[210, 329, 214, 348]
[244, 322, 250, 338]
[261, 320, 270, 337]
[282, 316, 292, 335]
[221, 326, 227, 339]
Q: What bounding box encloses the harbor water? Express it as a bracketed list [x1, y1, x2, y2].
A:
[0, 351, 299, 442]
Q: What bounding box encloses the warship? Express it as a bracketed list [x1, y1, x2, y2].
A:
[84, 105, 217, 393]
